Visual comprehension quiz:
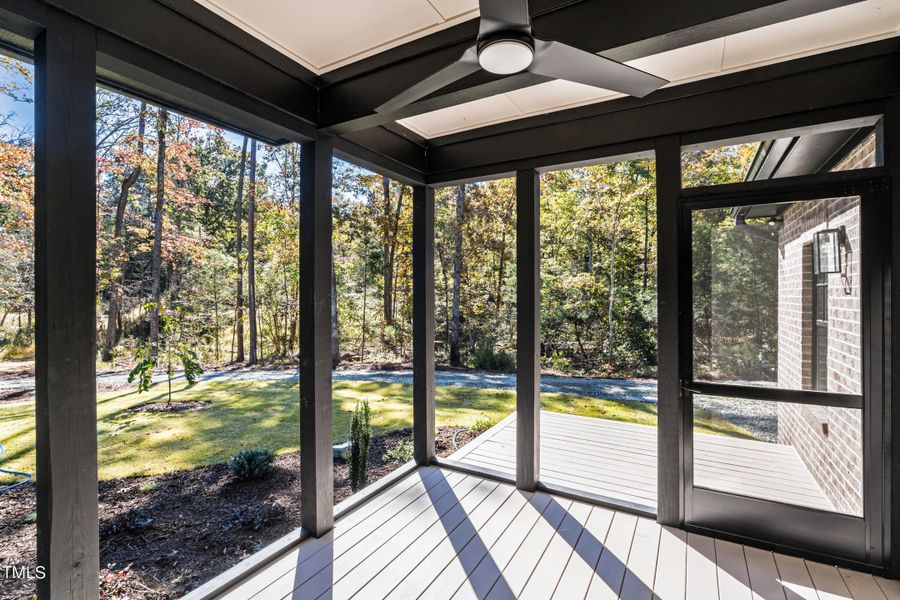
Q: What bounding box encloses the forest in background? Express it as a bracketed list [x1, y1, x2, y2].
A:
[0, 55, 761, 380]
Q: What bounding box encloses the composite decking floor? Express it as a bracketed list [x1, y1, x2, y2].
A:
[217, 466, 892, 600]
[448, 411, 835, 514]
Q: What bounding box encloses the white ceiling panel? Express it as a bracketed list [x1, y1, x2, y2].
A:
[399, 94, 524, 138]
[723, 1, 900, 70]
[193, 0, 474, 72]
[506, 79, 620, 115]
[428, 0, 479, 20]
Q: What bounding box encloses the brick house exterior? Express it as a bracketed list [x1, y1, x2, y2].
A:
[775, 132, 875, 515]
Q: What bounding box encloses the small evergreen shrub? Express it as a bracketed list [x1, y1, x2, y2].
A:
[228, 448, 275, 480]
[349, 400, 372, 492]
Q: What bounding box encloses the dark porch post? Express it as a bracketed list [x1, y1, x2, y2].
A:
[34, 11, 99, 598]
[884, 100, 900, 577]
[413, 185, 435, 465]
[299, 133, 334, 537]
[516, 168, 540, 490]
[655, 134, 685, 526]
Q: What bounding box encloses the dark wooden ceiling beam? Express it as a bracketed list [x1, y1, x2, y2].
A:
[319, 0, 863, 134]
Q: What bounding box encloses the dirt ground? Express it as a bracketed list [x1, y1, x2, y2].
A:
[0, 426, 476, 599]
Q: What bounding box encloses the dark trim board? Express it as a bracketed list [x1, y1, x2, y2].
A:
[96, 35, 315, 146]
[334, 126, 427, 185]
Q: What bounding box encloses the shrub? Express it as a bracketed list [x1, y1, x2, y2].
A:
[138, 481, 158, 494]
[470, 416, 499, 435]
[471, 345, 515, 372]
[384, 439, 413, 463]
[349, 400, 372, 492]
[544, 350, 571, 372]
[228, 448, 275, 481]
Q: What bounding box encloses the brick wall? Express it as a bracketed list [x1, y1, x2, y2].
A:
[775, 132, 874, 515]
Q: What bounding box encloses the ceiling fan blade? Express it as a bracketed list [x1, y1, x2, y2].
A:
[376, 46, 481, 114]
[478, 0, 531, 39]
[528, 39, 668, 98]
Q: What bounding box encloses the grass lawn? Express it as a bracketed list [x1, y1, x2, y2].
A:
[0, 379, 752, 481]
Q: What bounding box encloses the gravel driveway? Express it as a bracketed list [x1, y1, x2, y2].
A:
[0, 365, 776, 440]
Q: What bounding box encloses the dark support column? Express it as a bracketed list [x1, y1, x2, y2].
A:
[299, 133, 334, 537]
[655, 134, 685, 526]
[516, 168, 540, 490]
[34, 11, 99, 599]
[883, 101, 899, 577]
[413, 185, 435, 465]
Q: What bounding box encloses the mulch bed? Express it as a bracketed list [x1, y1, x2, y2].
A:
[0, 389, 31, 404]
[0, 425, 475, 599]
[124, 401, 210, 414]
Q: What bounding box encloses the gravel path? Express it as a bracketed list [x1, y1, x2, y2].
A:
[0, 365, 776, 440]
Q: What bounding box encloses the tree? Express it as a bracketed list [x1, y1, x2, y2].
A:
[247, 139, 259, 364]
[349, 399, 371, 492]
[381, 176, 405, 329]
[102, 102, 146, 362]
[449, 184, 464, 366]
[128, 302, 203, 407]
[234, 136, 247, 363]
[332, 256, 340, 367]
[148, 108, 168, 352]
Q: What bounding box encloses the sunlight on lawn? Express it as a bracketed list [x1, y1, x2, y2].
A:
[0, 379, 752, 480]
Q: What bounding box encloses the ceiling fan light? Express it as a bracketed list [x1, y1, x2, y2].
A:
[478, 39, 533, 75]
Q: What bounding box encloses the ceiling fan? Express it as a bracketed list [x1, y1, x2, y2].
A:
[376, 0, 669, 115]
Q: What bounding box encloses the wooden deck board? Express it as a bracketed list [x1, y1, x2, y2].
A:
[448, 410, 834, 512]
[216, 467, 891, 600]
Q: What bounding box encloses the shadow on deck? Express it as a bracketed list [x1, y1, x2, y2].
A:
[449, 410, 834, 514]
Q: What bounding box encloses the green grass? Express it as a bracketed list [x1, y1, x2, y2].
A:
[0, 379, 752, 481]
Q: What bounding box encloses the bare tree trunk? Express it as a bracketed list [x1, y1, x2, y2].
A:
[213, 281, 221, 362]
[382, 176, 393, 330]
[606, 193, 625, 365]
[149, 108, 167, 353]
[495, 226, 507, 323]
[360, 227, 370, 363]
[247, 140, 259, 365]
[449, 184, 464, 366]
[381, 177, 405, 332]
[103, 103, 145, 362]
[642, 195, 649, 292]
[331, 253, 340, 368]
[235, 136, 248, 363]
